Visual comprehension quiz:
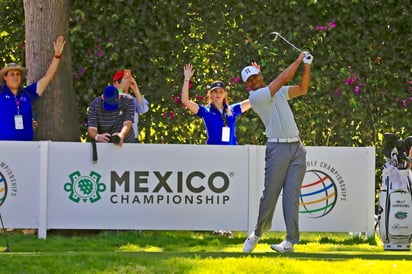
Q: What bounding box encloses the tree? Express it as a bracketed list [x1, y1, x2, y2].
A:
[23, 0, 79, 141]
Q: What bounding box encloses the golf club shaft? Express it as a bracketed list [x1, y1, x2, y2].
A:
[270, 32, 302, 52]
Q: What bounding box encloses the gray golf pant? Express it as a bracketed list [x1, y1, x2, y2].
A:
[254, 141, 306, 244]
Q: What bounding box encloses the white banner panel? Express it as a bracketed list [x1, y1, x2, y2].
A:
[46, 143, 250, 230]
[249, 146, 375, 234]
[0, 141, 40, 228]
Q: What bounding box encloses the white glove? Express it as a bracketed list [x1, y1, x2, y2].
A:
[303, 51, 313, 65]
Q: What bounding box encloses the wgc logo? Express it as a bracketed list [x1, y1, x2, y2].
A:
[0, 172, 7, 207]
[299, 170, 338, 218]
[64, 171, 106, 203]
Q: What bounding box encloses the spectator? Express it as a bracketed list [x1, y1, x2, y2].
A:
[87, 84, 135, 145]
[181, 64, 252, 237]
[0, 36, 66, 141]
[112, 69, 149, 142]
[181, 64, 251, 145]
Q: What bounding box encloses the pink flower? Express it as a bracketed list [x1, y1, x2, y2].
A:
[97, 51, 104, 58]
[80, 68, 86, 75]
[345, 78, 355, 85]
[329, 21, 336, 29]
[335, 89, 340, 96]
[345, 74, 359, 85]
[315, 25, 328, 31]
[195, 95, 206, 101]
[172, 95, 180, 103]
[233, 76, 240, 83]
[354, 85, 360, 94]
[402, 100, 408, 107]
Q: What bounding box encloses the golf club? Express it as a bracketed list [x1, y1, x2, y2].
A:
[270, 32, 302, 52]
[0, 212, 10, 252]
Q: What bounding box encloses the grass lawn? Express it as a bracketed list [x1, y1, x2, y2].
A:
[0, 230, 411, 273]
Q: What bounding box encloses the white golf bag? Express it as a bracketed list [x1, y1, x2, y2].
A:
[377, 133, 412, 250]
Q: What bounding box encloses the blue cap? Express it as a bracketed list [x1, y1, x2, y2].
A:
[210, 81, 226, 91]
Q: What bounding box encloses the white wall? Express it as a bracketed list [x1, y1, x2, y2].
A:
[0, 141, 375, 239]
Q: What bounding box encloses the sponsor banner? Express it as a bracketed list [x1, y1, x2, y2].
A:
[0, 142, 375, 237]
[0, 141, 40, 228]
[47, 143, 250, 230]
[251, 146, 375, 233]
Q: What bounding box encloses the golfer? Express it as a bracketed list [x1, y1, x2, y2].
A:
[242, 51, 313, 253]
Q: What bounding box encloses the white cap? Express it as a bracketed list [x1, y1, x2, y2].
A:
[241, 66, 259, 82]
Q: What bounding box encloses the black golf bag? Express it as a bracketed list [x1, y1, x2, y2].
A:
[377, 133, 412, 250]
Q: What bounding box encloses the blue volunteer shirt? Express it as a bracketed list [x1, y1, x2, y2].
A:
[196, 103, 242, 145]
[0, 83, 39, 141]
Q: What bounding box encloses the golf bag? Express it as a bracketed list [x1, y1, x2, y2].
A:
[377, 133, 412, 250]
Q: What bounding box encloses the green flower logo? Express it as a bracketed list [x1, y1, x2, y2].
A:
[64, 171, 106, 203]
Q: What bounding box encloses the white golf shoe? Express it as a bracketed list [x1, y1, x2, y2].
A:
[243, 232, 259, 253]
[270, 240, 294, 253]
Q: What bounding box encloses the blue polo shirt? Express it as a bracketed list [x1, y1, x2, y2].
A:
[0, 83, 39, 141]
[196, 103, 242, 145]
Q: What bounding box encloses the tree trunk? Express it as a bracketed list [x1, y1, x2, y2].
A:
[23, 0, 80, 141]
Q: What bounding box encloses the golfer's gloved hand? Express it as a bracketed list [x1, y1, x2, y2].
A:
[303, 52, 313, 65]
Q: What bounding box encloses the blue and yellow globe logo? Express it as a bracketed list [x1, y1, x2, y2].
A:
[300, 170, 337, 218]
[0, 172, 7, 207]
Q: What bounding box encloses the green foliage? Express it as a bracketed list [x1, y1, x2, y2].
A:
[0, 0, 25, 65]
[1, 0, 411, 186]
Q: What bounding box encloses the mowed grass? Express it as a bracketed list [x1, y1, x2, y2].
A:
[0, 230, 411, 273]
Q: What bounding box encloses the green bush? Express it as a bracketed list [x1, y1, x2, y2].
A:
[1, 0, 411, 190]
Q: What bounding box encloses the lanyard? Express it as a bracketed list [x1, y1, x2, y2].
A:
[14, 94, 24, 115]
[211, 103, 228, 127]
[221, 112, 228, 127]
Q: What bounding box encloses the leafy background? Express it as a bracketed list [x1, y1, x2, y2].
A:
[1, 0, 411, 188]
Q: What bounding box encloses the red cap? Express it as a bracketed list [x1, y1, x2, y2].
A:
[113, 70, 124, 82]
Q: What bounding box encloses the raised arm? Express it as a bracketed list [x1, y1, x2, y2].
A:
[180, 64, 199, 114]
[239, 99, 251, 113]
[288, 52, 313, 99]
[37, 36, 66, 96]
[128, 75, 144, 107]
[267, 52, 305, 97]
